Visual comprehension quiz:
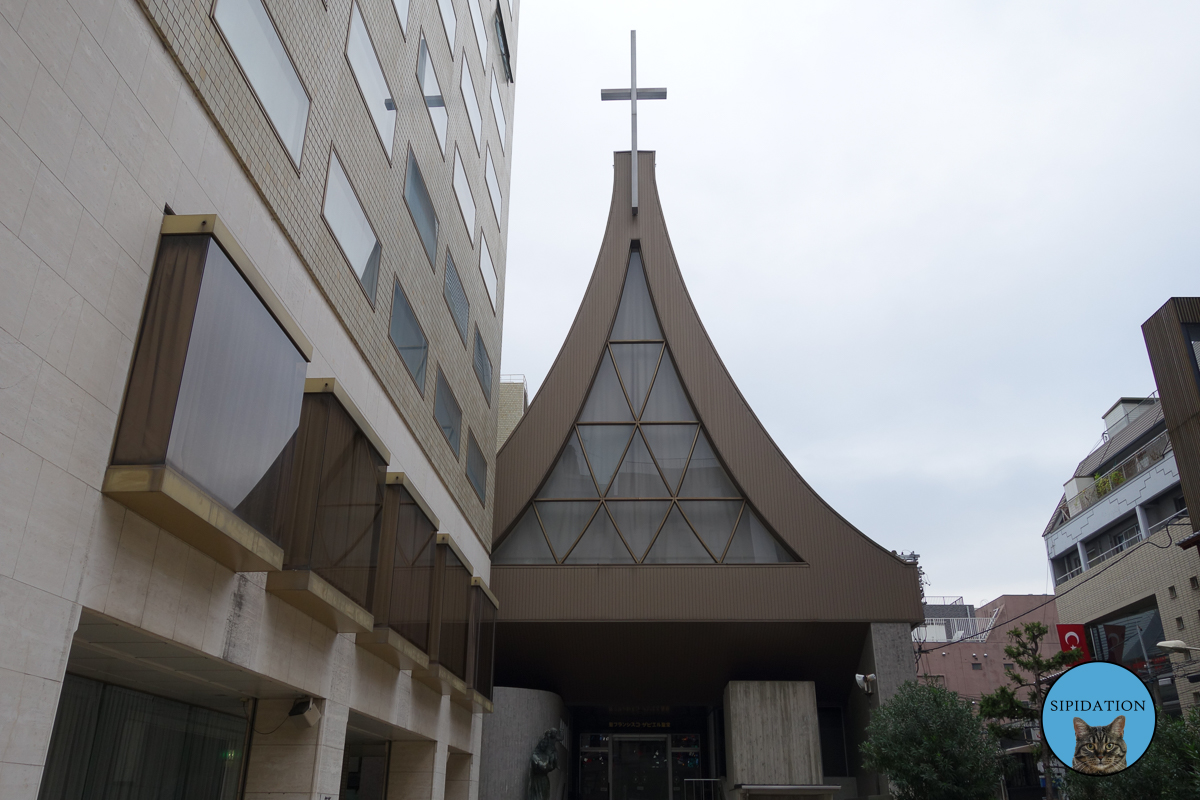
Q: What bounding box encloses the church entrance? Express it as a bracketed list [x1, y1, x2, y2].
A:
[612, 736, 669, 800]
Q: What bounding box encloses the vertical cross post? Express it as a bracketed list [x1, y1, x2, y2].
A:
[601, 31, 667, 216]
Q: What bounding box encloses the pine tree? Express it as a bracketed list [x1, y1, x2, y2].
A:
[979, 621, 1083, 800]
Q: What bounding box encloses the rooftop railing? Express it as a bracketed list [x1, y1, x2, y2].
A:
[913, 607, 1001, 643]
[1060, 431, 1172, 523]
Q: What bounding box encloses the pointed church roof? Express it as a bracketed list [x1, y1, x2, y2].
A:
[493, 153, 921, 624]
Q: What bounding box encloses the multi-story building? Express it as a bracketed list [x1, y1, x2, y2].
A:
[0, 0, 519, 796]
[1043, 395, 1198, 715]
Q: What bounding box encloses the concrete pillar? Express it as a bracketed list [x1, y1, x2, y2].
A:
[1076, 541, 1089, 572]
[479, 688, 569, 800]
[1135, 504, 1151, 540]
[847, 622, 913, 800]
[242, 697, 348, 800]
[388, 741, 441, 800]
[0, 579, 81, 800]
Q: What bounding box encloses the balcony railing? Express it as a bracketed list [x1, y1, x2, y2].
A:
[1055, 565, 1083, 586]
[1087, 522, 1143, 568]
[913, 607, 1001, 643]
[1054, 509, 1190, 586]
[1061, 431, 1172, 522]
[1149, 508, 1191, 540]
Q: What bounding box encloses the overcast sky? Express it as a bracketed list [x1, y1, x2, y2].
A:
[498, 1, 1200, 605]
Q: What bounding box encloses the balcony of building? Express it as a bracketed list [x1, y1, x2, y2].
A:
[1053, 507, 1190, 587]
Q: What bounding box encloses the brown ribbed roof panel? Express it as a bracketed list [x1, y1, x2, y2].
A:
[493, 152, 922, 624]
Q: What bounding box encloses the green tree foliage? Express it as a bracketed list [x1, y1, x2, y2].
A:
[1063, 707, 1200, 800]
[860, 680, 1001, 800]
[979, 621, 1083, 799]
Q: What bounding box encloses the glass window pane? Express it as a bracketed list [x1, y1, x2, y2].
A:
[643, 505, 714, 564]
[678, 430, 738, 497]
[479, 235, 498, 310]
[606, 500, 670, 562]
[641, 352, 695, 422]
[38, 674, 102, 800]
[493, 506, 555, 564]
[538, 430, 597, 498]
[679, 500, 743, 561]
[443, 252, 469, 343]
[461, 62, 482, 150]
[166, 241, 307, 537]
[389, 281, 428, 390]
[608, 430, 669, 498]
[564, 505, 633, 564]
[473, 328, 493, 400]
[323, 150, 380, 300]
[467, 431, 487, 502]
[485, 147, 502, 221]
[387, 486, 436, 648]
[346, 3, 396, 157]
[404, 150, 438, 264]
[725, 507, 795, 564]
[392, 0, 409, 33]
[610, 252, 661, 341]
[213, 0, 308, 165]
[641, 424, 698, 494]
[467, 0, 487, 61]
[434, 370, 462, 454]
[578, 352, 633, 422]
[610, 342, 663, 418]
[436, 0, 456, 49]
[535, 501, 598, 561]
[576, 424, 634, 494]
[453, 147, 476, 238]
[490, 73, 507, 148]
[417, 36, 447, 152]
[439, 546, 472, 679]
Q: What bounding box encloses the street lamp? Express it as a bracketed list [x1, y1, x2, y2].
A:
[1156, 639, 1200, 655]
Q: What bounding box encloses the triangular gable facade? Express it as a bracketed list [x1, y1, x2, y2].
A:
[492, 152, 920, 626]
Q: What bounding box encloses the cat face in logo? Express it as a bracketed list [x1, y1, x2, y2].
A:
[1072, 715, 1127, 775]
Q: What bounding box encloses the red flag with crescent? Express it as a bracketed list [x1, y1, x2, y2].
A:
[1057, 624, 1091, 663]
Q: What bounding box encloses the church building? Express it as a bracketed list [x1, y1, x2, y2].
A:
[479, 151, 923, 800]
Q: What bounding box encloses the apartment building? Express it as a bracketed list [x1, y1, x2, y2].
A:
[0, 0, 518, 796]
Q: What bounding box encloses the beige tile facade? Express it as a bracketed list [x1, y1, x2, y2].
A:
[1055, 526, 1200, 713]
[0, 0, 518, 794]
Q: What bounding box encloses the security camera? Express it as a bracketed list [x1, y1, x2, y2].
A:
[855, 674, 877, 695]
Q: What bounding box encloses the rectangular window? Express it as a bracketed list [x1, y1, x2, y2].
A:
[971, 662, 983, 670]
[1177, 616, 1186, 630]
[346, 2, 396, 158]
[435, 369, 462, 455]
[484, 147, 501, 222]
[443, 253, 469, 343]
[479, 235, 498, 311]
[390, 280, 428, 391]
[460, 61, 482, 151]
[490, 73, 507, 149]
[452, 147, 475, 238]
[473, 327, 492, 400]
[323, 149, 381, 302]
[1170, 585, 1178, 599]
[391, 0, 409, 33]
[467, 431, 487, 502]
[404, 149, 438, 265]
[213, 0, 309, 165]
[493, 10, 512, 82]
[417, 36, 447, 153]
[436, 0, 456, 50]
[467, 0, 487, 62]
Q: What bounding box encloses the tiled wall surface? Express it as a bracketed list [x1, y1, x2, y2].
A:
[1055, 526, 1200, 713]
[0, 0, 507, 794]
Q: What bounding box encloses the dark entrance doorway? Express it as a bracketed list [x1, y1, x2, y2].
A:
[612, 736, 669, 800]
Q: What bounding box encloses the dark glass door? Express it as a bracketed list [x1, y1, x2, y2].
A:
[612, 737, 669, 800]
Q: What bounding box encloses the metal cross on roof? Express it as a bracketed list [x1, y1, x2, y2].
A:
[601, 30, 667, 216]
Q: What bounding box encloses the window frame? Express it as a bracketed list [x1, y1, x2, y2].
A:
[466, 429, 487, 504]
[210, 0, 312, 173]
[388, 276, 430, 395]
[434, 367, 463, 456]
[489, 72, 507, 152]
[403, 146, 439, 268]
[442, 251, 470, 346]
[416, 32, 449, 157]
[320, 145, 382, 308]
[466, 0, 488, 66]
[344, 0, 398, 162]
[478, 234, 498, 313]
[472, 324, 492, 404]
[459, 56, 483, 154]
[390, 0, 409, 36]
[484, 145, 501, 223]
[435, 0, 456, 56]
[451, 145, 476, 244]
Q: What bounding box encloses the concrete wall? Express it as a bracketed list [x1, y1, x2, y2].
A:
[723, 681, 822, 787]
[480, 687, 569, 800]
[845, 622, 912, 800]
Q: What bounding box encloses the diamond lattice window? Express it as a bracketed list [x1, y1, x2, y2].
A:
[494, 250, 797, 565]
